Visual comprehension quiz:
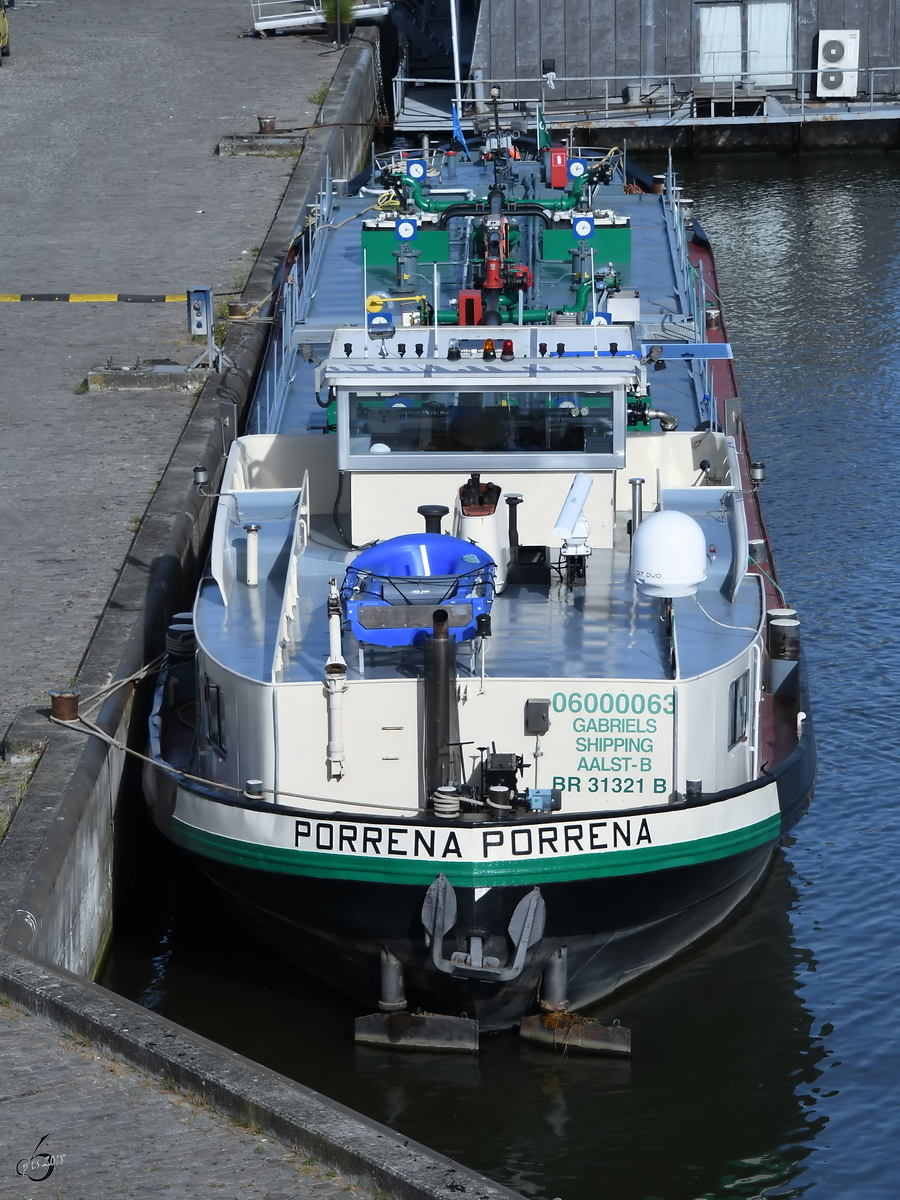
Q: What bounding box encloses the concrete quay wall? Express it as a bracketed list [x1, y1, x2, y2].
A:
[2, 27, 381, 980]
[0, 949, 520, 1200]
[0, 19, 522, 1200]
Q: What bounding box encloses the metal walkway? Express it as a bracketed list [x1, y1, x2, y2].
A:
[393, 69, 900, 134]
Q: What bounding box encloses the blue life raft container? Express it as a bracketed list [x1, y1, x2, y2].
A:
[341, 533, 495, 647]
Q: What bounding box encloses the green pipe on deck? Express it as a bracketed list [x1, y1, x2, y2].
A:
[399, 176, 459, 213]
[568, 280, 595, 311]
[436, 307, 552, 325]
[434, 280, 592, 326]
[399, 173, 595, 216]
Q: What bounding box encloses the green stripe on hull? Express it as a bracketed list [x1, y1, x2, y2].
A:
[169, 814, 782, 888]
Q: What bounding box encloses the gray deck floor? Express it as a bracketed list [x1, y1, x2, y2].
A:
[203, 507, 759, 687]
[277, 178, 701, 438]
[278, 525, 671, 684]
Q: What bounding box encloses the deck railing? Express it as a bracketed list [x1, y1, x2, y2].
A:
[248, 150, 713, 433]
[272, 470, 310, 683]
[394, 66, 900, 125]
[249, 0, 390, 31]
[646, 155, 720, 426]
[249, 159, 335, 435]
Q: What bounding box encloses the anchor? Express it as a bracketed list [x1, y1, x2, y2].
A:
[421, 873, 545, 982]
[353, 876, 545, 1054]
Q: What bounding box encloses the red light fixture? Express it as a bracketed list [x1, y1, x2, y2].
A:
[500, 339, 514, 362]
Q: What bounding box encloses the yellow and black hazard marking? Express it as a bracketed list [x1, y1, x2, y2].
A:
[0, 293, 188, 303]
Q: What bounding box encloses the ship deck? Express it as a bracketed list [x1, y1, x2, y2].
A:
[195, 156, 762, 689]
[273, 175, 702, 440]
[195, 509, 761, 686]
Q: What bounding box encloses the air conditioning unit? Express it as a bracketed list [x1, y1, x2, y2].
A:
[816, 30, 859, 99]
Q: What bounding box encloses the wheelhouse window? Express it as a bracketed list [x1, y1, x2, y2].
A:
[340, 387, 625, 472]
[206, 680, 226, 755]
[728, 670, 750, 750]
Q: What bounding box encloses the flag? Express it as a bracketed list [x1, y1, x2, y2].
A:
[451, 103, 470, 157]
[537, 106, 551, 151]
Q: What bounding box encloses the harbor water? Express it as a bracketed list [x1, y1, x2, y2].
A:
[103, 153, 900, 1198]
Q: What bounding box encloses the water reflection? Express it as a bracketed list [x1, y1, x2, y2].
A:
[679, 155, 900, 1198]
[104, 798, 824, 1200]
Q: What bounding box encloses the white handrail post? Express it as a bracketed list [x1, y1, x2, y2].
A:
[590, 248, 596, 323]
[698, 259, 706, 343]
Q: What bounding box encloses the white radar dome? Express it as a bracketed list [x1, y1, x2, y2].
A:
[631, 510, 707, 598]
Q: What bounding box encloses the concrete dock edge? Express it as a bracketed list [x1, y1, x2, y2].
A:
[0, 948, 521, 1200]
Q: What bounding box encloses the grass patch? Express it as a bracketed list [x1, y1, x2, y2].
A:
[323, 0, 353, 23]
[308, 82, 330, 106]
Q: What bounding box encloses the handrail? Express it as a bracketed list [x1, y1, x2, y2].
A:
[249, 0, 390, 30]
[272, 471, 310, 683]
[250, 159, 335, 436]
[394, 65, 900, 122]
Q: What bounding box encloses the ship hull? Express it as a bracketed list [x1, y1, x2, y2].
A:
[144, 695, 814, 1031]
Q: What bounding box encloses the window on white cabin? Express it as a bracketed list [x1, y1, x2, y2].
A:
[728, 669, 750, 750]
[206, 680, 226, 755]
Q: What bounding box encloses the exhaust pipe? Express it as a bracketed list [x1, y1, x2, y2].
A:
[425, 609, 457, 798]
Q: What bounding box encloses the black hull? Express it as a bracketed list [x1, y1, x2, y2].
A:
[190, 841, 775, 1029]
[144, 665, 815, 1031]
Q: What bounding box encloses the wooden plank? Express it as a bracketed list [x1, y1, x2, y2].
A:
[535, 0, 564, 103]
[866, 0, 895, 93]
[817, 0, 843, 35]
[796, 0, 818, 94]
[845, 0, 869, 97]
[488, 0, 517, 91]
[641, 0, 660, 82]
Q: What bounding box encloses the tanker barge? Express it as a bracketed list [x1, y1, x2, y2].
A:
[145, 132, 815, 1051]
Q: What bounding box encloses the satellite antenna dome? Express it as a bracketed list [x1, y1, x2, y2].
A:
[631, 510, 707, 598]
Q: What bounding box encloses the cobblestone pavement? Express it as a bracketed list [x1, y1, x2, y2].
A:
[0, 0, 338, 736]
[0, 1001, 375, 1199]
